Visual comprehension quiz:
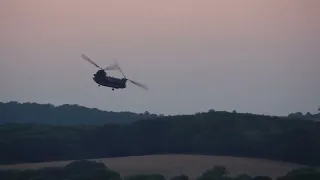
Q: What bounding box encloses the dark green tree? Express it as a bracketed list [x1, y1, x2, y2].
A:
[197, 166, 230, 180]
[233, 174, 252, 180]
[170, 174, 189, 180]
[124, 174, 166, 180]
[252, 176, 272, 180]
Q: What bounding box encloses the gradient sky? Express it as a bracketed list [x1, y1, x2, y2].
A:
[1, 0, 319, 116]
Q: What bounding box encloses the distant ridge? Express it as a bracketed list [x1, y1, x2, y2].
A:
[0, 101, 161, 125]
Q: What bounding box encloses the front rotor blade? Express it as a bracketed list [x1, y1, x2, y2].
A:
[81, 54, 102, 69]
[129, 79, 148, 91]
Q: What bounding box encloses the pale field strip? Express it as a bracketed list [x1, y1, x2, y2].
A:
[0, 154, 306, 179]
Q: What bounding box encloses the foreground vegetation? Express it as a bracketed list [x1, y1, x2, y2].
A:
[0, 160, 319, 180]
[1, 108, 320, 166]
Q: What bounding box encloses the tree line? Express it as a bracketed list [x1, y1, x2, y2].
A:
[0, 101, 160, 125]
[1, 101, 319, 126]
[288, 112, 320, 121]
[0, 110, 320, 166]
[1, 160, 319, 180]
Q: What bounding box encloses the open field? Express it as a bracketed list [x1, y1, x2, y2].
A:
[0, 154, 306, 179]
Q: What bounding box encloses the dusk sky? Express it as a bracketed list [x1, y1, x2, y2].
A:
[1, 0, 319, 116]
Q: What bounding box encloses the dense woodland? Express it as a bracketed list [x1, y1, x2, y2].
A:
[1, 160, 319, 180]
[0, 102, 320, 167]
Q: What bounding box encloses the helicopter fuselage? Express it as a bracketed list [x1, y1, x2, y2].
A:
[81, 54, 148, 91]
[93, 70, 127, 90]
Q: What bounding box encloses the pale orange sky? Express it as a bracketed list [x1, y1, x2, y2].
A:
[1, 0, 319, 115]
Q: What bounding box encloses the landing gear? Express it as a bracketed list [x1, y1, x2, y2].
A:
[112, 88, 114, 91]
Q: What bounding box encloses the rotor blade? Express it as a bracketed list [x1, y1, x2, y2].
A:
[104, 62, 120, 71]
[104, 59, 127, 79]
[128, 79, 148, 91]
[81, 54, 103, 69]
[117, 65, 127, 79]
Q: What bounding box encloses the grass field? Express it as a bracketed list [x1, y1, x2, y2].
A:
[0, 154, 305, 179]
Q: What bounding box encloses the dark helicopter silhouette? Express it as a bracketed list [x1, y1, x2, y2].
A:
[81, 54, 148, 91]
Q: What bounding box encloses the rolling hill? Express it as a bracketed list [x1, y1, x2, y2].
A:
[1, 101, 320, 172]
[1, 110, 320, 167]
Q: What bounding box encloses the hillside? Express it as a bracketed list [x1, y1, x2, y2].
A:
[0, 155, 306, 179]
[1, 110, 320, 166]
[0, 101, 159, 125]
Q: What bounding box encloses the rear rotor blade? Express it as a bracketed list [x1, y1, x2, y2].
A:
[81, 54, 103, 69]
[118, 66, 127, 79]
[104, 63, 120, 71]
[103, 58, 148, 90]
[104, 59, 127, 79]
[128, 79, 148, 91]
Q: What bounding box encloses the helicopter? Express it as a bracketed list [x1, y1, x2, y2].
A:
[81, 54, 148, 91]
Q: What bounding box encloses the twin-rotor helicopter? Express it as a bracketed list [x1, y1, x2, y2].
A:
[81, 54, 148, 91]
